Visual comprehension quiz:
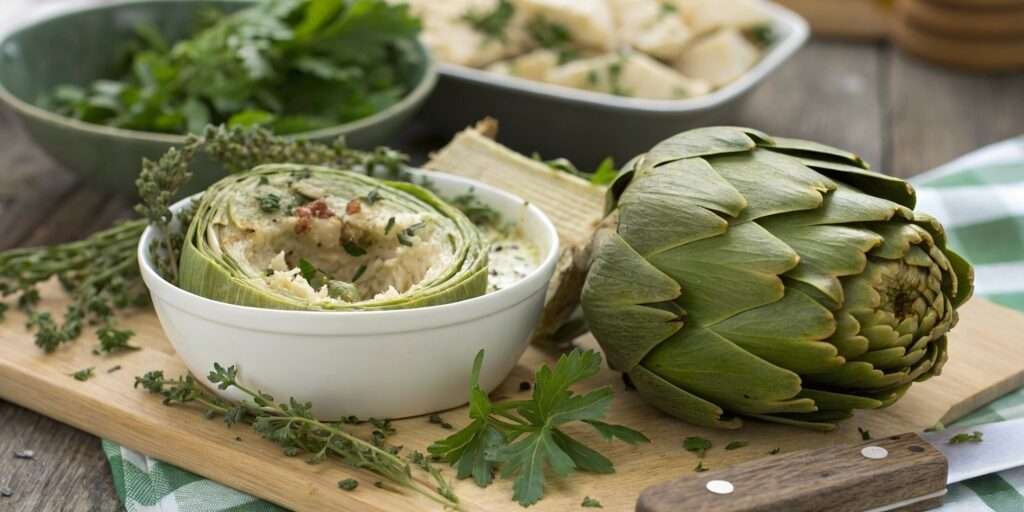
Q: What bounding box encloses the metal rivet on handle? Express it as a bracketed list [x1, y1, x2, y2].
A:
[706, 480, 734, 495]
[861, 446, 889, 460]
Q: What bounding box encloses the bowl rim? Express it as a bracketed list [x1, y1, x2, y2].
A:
[138, 167, 562, 335]
[0, 0, 438, 143]
[435, 1, 809, 115]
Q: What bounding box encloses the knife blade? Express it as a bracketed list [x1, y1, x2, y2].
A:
[636, 418, 1024, 512]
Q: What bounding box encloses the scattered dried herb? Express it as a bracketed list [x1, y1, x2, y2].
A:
[694, 461, 708, 473]
[526, 16, 577, 63]
[724, 441, 748, 451]
[384, 217, 396, 235]
[858, 427, 872, 441]
[429, 349, 649, 507]
[428, 414, 453, 430]
[108, 365, 123, 374]
[135, 364, 459, 508]
[95, 326, 140, 355]
[581, 496, 603, 508]
[70, 367, 96, 382]
[949, 431, 983, 445]
[342, 241, 367, 257]
[683, 437, 712, 458]
[258, 193, 282, 213]
[338, 478, 359, 491]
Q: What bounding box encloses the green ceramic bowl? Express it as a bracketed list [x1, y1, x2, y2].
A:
[0, 0, 437, 197]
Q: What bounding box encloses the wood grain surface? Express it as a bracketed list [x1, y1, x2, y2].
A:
[2, 38, 1024, 511]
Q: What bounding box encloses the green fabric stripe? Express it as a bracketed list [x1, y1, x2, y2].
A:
[989, 292, 1024, 312]
[963, 474, 1024, 512]
[920, 163, 1024, 188]
[944, 218, 1024, 265]
[101, 440, 128, 503]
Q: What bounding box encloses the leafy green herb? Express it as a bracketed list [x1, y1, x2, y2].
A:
[70, 367, 96, 382]
[683, 436, 712, 457]
[581, 496, 603, 508]
[526, 16, 578, 63]
[338, 478, 359, 491]
[342, 241, 367, 257]
[43, 0, 423, 135]
[694, 461, 708, 473]
[533, 154, 618, 186]
[949, 431, 983, 445]
[364, 188, 383, 205]
[258, 193, 282, 213]
[429, 349, 649, 507]
[95, 325, 140, 355]
[461, 0, 515, 42]
[135, 364, 459, 508]
[858, 427, 872, 441]
[724, 441, 748, 451]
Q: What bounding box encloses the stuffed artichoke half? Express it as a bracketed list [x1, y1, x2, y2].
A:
[179, 164, 489, 310]
[581, 127, 974, 430]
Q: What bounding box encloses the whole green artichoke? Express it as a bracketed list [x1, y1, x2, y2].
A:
[581, 127, 974, 430]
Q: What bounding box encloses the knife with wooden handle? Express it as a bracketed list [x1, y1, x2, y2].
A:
[637, 418, 1024, 512]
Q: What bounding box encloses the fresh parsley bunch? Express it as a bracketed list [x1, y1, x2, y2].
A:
[429, 349, 649, 507]
[43, 0, 423, 135]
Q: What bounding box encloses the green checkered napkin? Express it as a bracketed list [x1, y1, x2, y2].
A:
[102, 136, 1024, 511]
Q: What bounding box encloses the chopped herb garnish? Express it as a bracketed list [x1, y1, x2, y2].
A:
[428, 414, 453, 430]
[94, 325, 140, 354]
[858, 427, 872, 441]
[342, 241, 367, 257]
[749, 24, 776, 46]
[694, 461, 708, 472]
[108, 365, 123, 374]
[14, 450, 34, 460]
[364, 188, 382, 204]
[258, 176, 270, 186]
[70, 367, 95, 382]
[352, 264, 368, 283]
[949, 431, 984, 445]
[659, 1, 677, 16]
[449, 192, 502, 227]
[725, 441, 748, 451]
[297, 259, 319, 282]
[582, 496, 603, 508]
[384, 216, 396, 234]
[683, 436, 712, 457]
[397, 222, 426, 247]
[768, 447, 781, 455]
[607, 58, 629, 97]
[258, 193, 282, 213]
[429, 349, 649, 507]
[527, 16, 577, 63]
[338, 478, 359, 491]
[461, 0, 515, 42]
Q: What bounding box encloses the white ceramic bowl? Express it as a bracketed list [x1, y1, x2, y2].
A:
[138, 168, 560, 419]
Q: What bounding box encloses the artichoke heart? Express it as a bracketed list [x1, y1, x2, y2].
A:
[582, 127, 975, 430]
[179, 164, 489, 310]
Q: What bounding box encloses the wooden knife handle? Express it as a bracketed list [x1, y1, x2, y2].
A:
[637, 432, 948, 512]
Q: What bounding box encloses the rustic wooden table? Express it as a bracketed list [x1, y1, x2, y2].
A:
[1, 39, 1023, 511]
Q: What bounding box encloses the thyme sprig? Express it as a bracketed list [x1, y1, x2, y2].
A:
[135, 363, 461, 509]
[0, 126, 407, 353]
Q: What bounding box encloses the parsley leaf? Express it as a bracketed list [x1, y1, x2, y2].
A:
[582, 496, 603, 508]
[429, 349, 648, 507]
[949, 431, 983, 445]
[70, 367, 96, 382]
[683, 436, 711, 457]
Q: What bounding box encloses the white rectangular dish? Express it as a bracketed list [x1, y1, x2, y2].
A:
[417, 1, 809, 168]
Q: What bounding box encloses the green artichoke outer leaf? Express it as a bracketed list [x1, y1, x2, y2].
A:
[628, 365, 742, 429]
[582, 126, 975, 430]
[581, 230, 683, 372]
[179, 164, 488, 311]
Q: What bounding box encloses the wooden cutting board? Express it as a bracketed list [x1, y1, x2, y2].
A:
[3, 127, 1024, 511]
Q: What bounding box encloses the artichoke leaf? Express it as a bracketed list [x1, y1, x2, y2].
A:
[629, 365, 742, 430]
[761, 135, 869, 169]
[645, 126, 768, 168]
[795, 155, 917, 209]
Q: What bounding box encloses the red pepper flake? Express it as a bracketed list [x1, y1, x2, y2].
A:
[308, 199, 334, 219]
[346, 199, 362, 216]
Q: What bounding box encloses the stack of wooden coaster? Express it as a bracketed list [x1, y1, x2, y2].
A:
[776, 0, 1024, 71]
[891, 0, 1024, 71]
